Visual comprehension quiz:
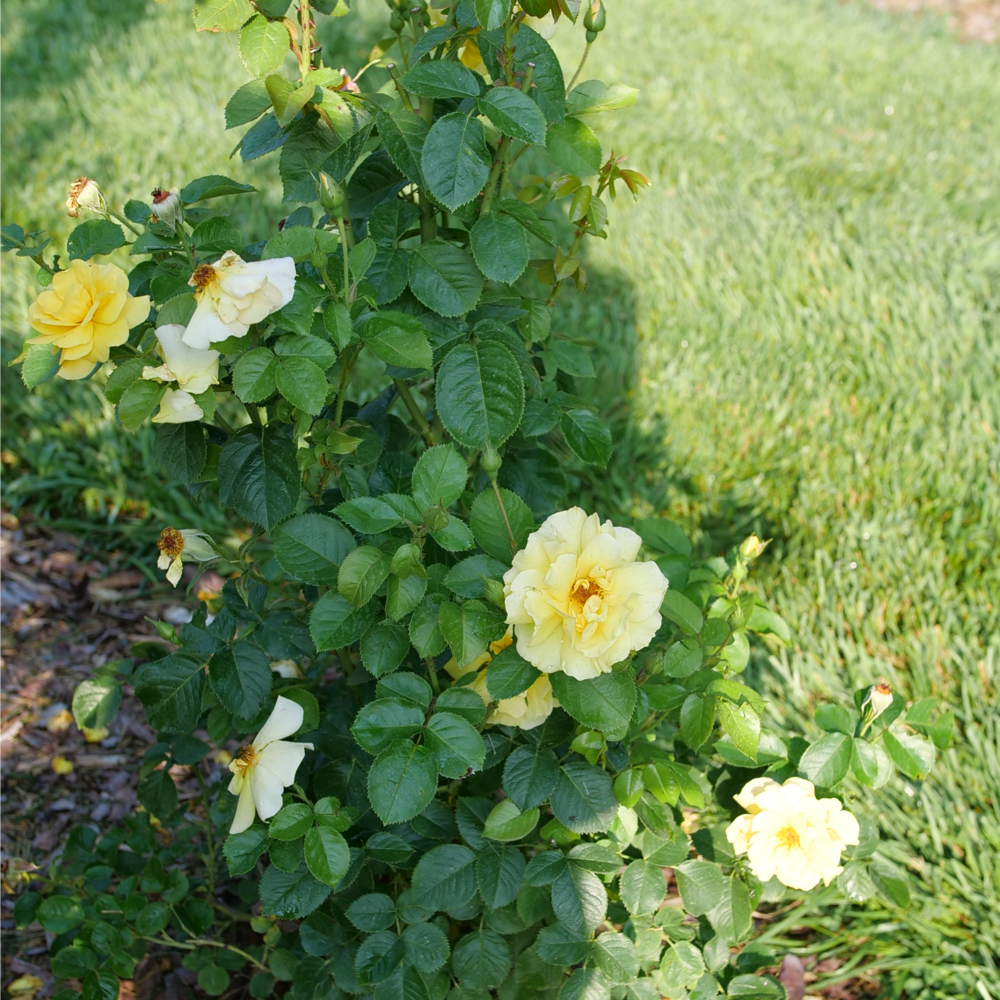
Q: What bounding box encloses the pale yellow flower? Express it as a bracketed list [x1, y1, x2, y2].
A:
[182, 251, 295, 350]
[444, 630, 558, 730]
[141, 324, 219, 423]
[151, 188, 183, 230]
[66, 176, 106, 217]
[83, 726, 110, 743]
[45, 709, 74, 733]
[862, 682, 893, 721]
[51, 756, 74, 775]
[156, 526, 216, 586]
[270, 659, 302, 679]
[725, 777, 860, 891]
[503, 508, 668, 681]
[26, 259, 150, 380]
[228, 696, 314, 834]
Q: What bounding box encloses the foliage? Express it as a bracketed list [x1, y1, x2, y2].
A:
[0, 1, 967, 999]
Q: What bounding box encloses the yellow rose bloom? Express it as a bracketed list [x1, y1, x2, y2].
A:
[444, 630, 559, 730]
[26, 259, 150, 380]
[503, 508, 669, 681]
[725, 777, 861, 891]
[156, 526, 216, 586]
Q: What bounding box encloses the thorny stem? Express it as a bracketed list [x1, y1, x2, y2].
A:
[492, 479, 518, 555]
[393, 378, 433, 445]
[479, 136, 511, 216]
[425, 657, 441, 696]
[193, 768, 216, 896]
[299, 0, 313, 77]
[213, 410, 236, 436]
[566, 40, 592, 93]
[336, 216, 351, 302]
[386, 63, 414, 112]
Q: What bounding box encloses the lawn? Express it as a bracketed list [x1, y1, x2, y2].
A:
[2, 0, 999, 996]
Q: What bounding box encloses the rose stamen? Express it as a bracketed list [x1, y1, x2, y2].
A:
[157, 526, 184, 560]
[189, 264, 217, 292]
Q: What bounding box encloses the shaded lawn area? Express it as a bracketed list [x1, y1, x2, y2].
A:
[2, 0, 999, 996]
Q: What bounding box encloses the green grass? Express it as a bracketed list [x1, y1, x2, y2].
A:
[2, 0, 999, 995]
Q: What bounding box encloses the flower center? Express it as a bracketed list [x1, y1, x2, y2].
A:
[233, 744, 257, 772]
[157, 526, 184, 560]
[190, 264, 217, 291]
[570, 577, 604, 612]
[776, 824, 801, 850]
[874, 682, 891, 697]
[151, 188, 170, 204]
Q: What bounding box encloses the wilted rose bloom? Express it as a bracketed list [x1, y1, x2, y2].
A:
[444, 630, 558, 730]
[862, 682, 893, 721]
[726, 777, 860, 891]
[503, 508, 669, 681]
[26, 260, 150, 380]
[270, 659, 302, 679]
[156, 526, 216, 586]
[151, 188, 183, 230]
[228, 696, 314, 834]
[141, 324, 219, 423]
[182, 251, 295, 350]
[66, 176, 106, 217]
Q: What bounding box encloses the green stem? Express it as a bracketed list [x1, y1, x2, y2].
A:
[479, 136, 510, 217]
[299, 0, 312, 77]
[193, 768, 216, 897]
[245, 402, 263, 427]
[386, 63, 414, 112]
[491, 479, 518, 555]
[566, 41, 592, 93]
[337, 216, 351, 302]
[109, 208, 143, 238]
[394, 378, 433, 445]
[426, 658, 441, 696]
[420, 95, 434, 127]
[213, 410, 236, 436]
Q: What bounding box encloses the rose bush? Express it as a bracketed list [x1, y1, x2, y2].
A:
[3, 2, 953, 999]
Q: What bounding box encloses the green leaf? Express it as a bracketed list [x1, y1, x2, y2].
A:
[551, 864, 607, 933]
[882, 727, 936, 779]
[411, 843, 478, 911]
[239, 15, 288, 76]
[619, 859, 666, 916]
[367, 739, 439, 824]
[561, 409, 612, 466]
[535, 922, 589, 965]
[483, 799, 539, 841]
[133, 653, 205, 733]
[353, 698, 426, 754]
[338, 546, 390, 608]
[425, 711, 486, 778]
[869, 856, 911, 908]
[412, 444, 468, 509]
[438, 600, 487, 668]
[614, 769, 644, 809]
[747, 606, 791, 643]
[718, 701, 760, 762]
[566, 80, 638, 117]
[218, 425, 300, 529]
[486, 644, 540, 699]
[400, 62, 481, 99]
[430, 517, 475, 552]
[269, 803, 313, 841]
[479, 26, 565, 124]
[118, 379, 165, 433]
[470, 213, 530, 284]
[68, 220, 126, 260]
[545, 340, 595, 378]
[798, 732, 852, 787]
[850, 737, 879, 786]
[20, 345, 60, 390]
[180, 174, 256, 203]
[548, 671, 636, 733]
[275, 333, 336, 369]
[474, 0, 512, 29]
[402, 923, 450, 973]
[559, 967, 612, 1000]
[275, 356, 328, 414]
[373, 108, 429, 186]
[193, 0, 254, 32]
[335, 496, 403, 534]
[355, 930, 405, 985]
[208, 642, 272, 719]
[479, 85, 546, 144]
[347, 893, 396, 932]
[661, 591, 704, 634]
[592, 931, 640, 985]
[363, 312, 433, 369]
[421, 113, 492, 211]
[408, 239, 483, 317]
[409, 597, 447, 657]
[550, 760, 618, 833]
[469, 486, 533, 559]
[477, 842, 525, 911]
[674, 860, 725, 916]
[679, 694, 716, 750]
[138, 769, 177, 820]
[309, 592, 380, 651]
[272, 512, 355, 586]
[154, 423, 207, 483]
[259, 863, 332, 918]
[452, 928, 511, 990]
[72, 675, 121, 730]
[387, 574, 428, 621]
[226, 79, 272, 127]
[223, 825, 271, 876]
[360, 619, 411, 678]
[304, 826, 351, 886]
[706, 875, 753, 944]
[546, 118, 602, 175]
[726, 974, 786, 998]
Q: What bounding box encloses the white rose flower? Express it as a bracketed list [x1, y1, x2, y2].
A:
[182, 250, 296, 350]
[725, 776, 861, 891]
[444, 630, 559, 731]
[142, 324, 220, 394]
[862, 682, 893, 721]
[156, 526, 216, 586]
[503, 508, 668, 681]
[228, 697, 315, 834]
[152, 388, 205, 425]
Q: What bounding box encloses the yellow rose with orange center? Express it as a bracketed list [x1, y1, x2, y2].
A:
[26, 259, 150, 380]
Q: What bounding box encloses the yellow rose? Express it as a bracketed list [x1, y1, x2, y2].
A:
[503, 508, 669, 681]
[26, 259, 150, 380]
[156, 526, 216, 586]
[725, 777, 860, 891]
[444, 630, 559, 730]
